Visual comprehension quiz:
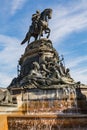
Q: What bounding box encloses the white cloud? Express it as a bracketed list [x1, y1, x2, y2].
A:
[0, 73, 13, 87]
[65, 55, 87, 84]
[11, 0, 27, 15]
[71, 69, 87, 84]
[0, 0, 87, 87]
[49, 0, 87, 84]
[66, 55, 87, 68]
[50, 0, 87, 43]
[0, 0, 27, 18]
[0, 34, 25, 87]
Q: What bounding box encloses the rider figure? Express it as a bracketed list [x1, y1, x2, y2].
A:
[31, 10, 40, 31]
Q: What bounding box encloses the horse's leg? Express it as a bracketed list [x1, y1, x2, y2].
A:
[35, 35, 38, 41]
[45, 28, 50, 38]
[39, 26, 43, 39]
[27, 32, 31, 44]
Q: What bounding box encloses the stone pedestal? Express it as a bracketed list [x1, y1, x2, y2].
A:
[6, 38, 87, 130]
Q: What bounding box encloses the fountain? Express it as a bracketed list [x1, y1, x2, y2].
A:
[0, 8, 87, 130]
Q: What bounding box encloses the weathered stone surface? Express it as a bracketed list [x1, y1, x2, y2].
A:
[19, 38, 59, 78]
[7, 115, 87, 130]
[7, 37, 87, 115]
[9, 38, 76, 89]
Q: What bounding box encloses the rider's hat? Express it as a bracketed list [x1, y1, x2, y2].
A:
[36, 10, 40, 14]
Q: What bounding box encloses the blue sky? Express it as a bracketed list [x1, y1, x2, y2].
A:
[0, 0, 87, 87]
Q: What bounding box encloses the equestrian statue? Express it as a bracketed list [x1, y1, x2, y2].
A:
[21, 8, 52, 45]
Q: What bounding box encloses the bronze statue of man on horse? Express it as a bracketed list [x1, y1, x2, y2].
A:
[21, 8, 52, 45]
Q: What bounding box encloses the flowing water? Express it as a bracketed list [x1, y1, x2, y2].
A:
[8, 87, 87, 130]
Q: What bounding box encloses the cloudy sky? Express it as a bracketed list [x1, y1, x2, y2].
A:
[0, 0, 87, 87]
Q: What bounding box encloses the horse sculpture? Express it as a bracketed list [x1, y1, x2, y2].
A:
[21, 8, 52, 45]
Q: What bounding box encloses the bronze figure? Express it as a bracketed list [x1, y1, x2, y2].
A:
[21, 8, 52, 45]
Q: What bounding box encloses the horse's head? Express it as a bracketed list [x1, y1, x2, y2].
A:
[44, 8, 52, 19]
[40, 8, 52, 21]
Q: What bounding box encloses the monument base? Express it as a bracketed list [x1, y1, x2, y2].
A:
[7, 114, 87, 130]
